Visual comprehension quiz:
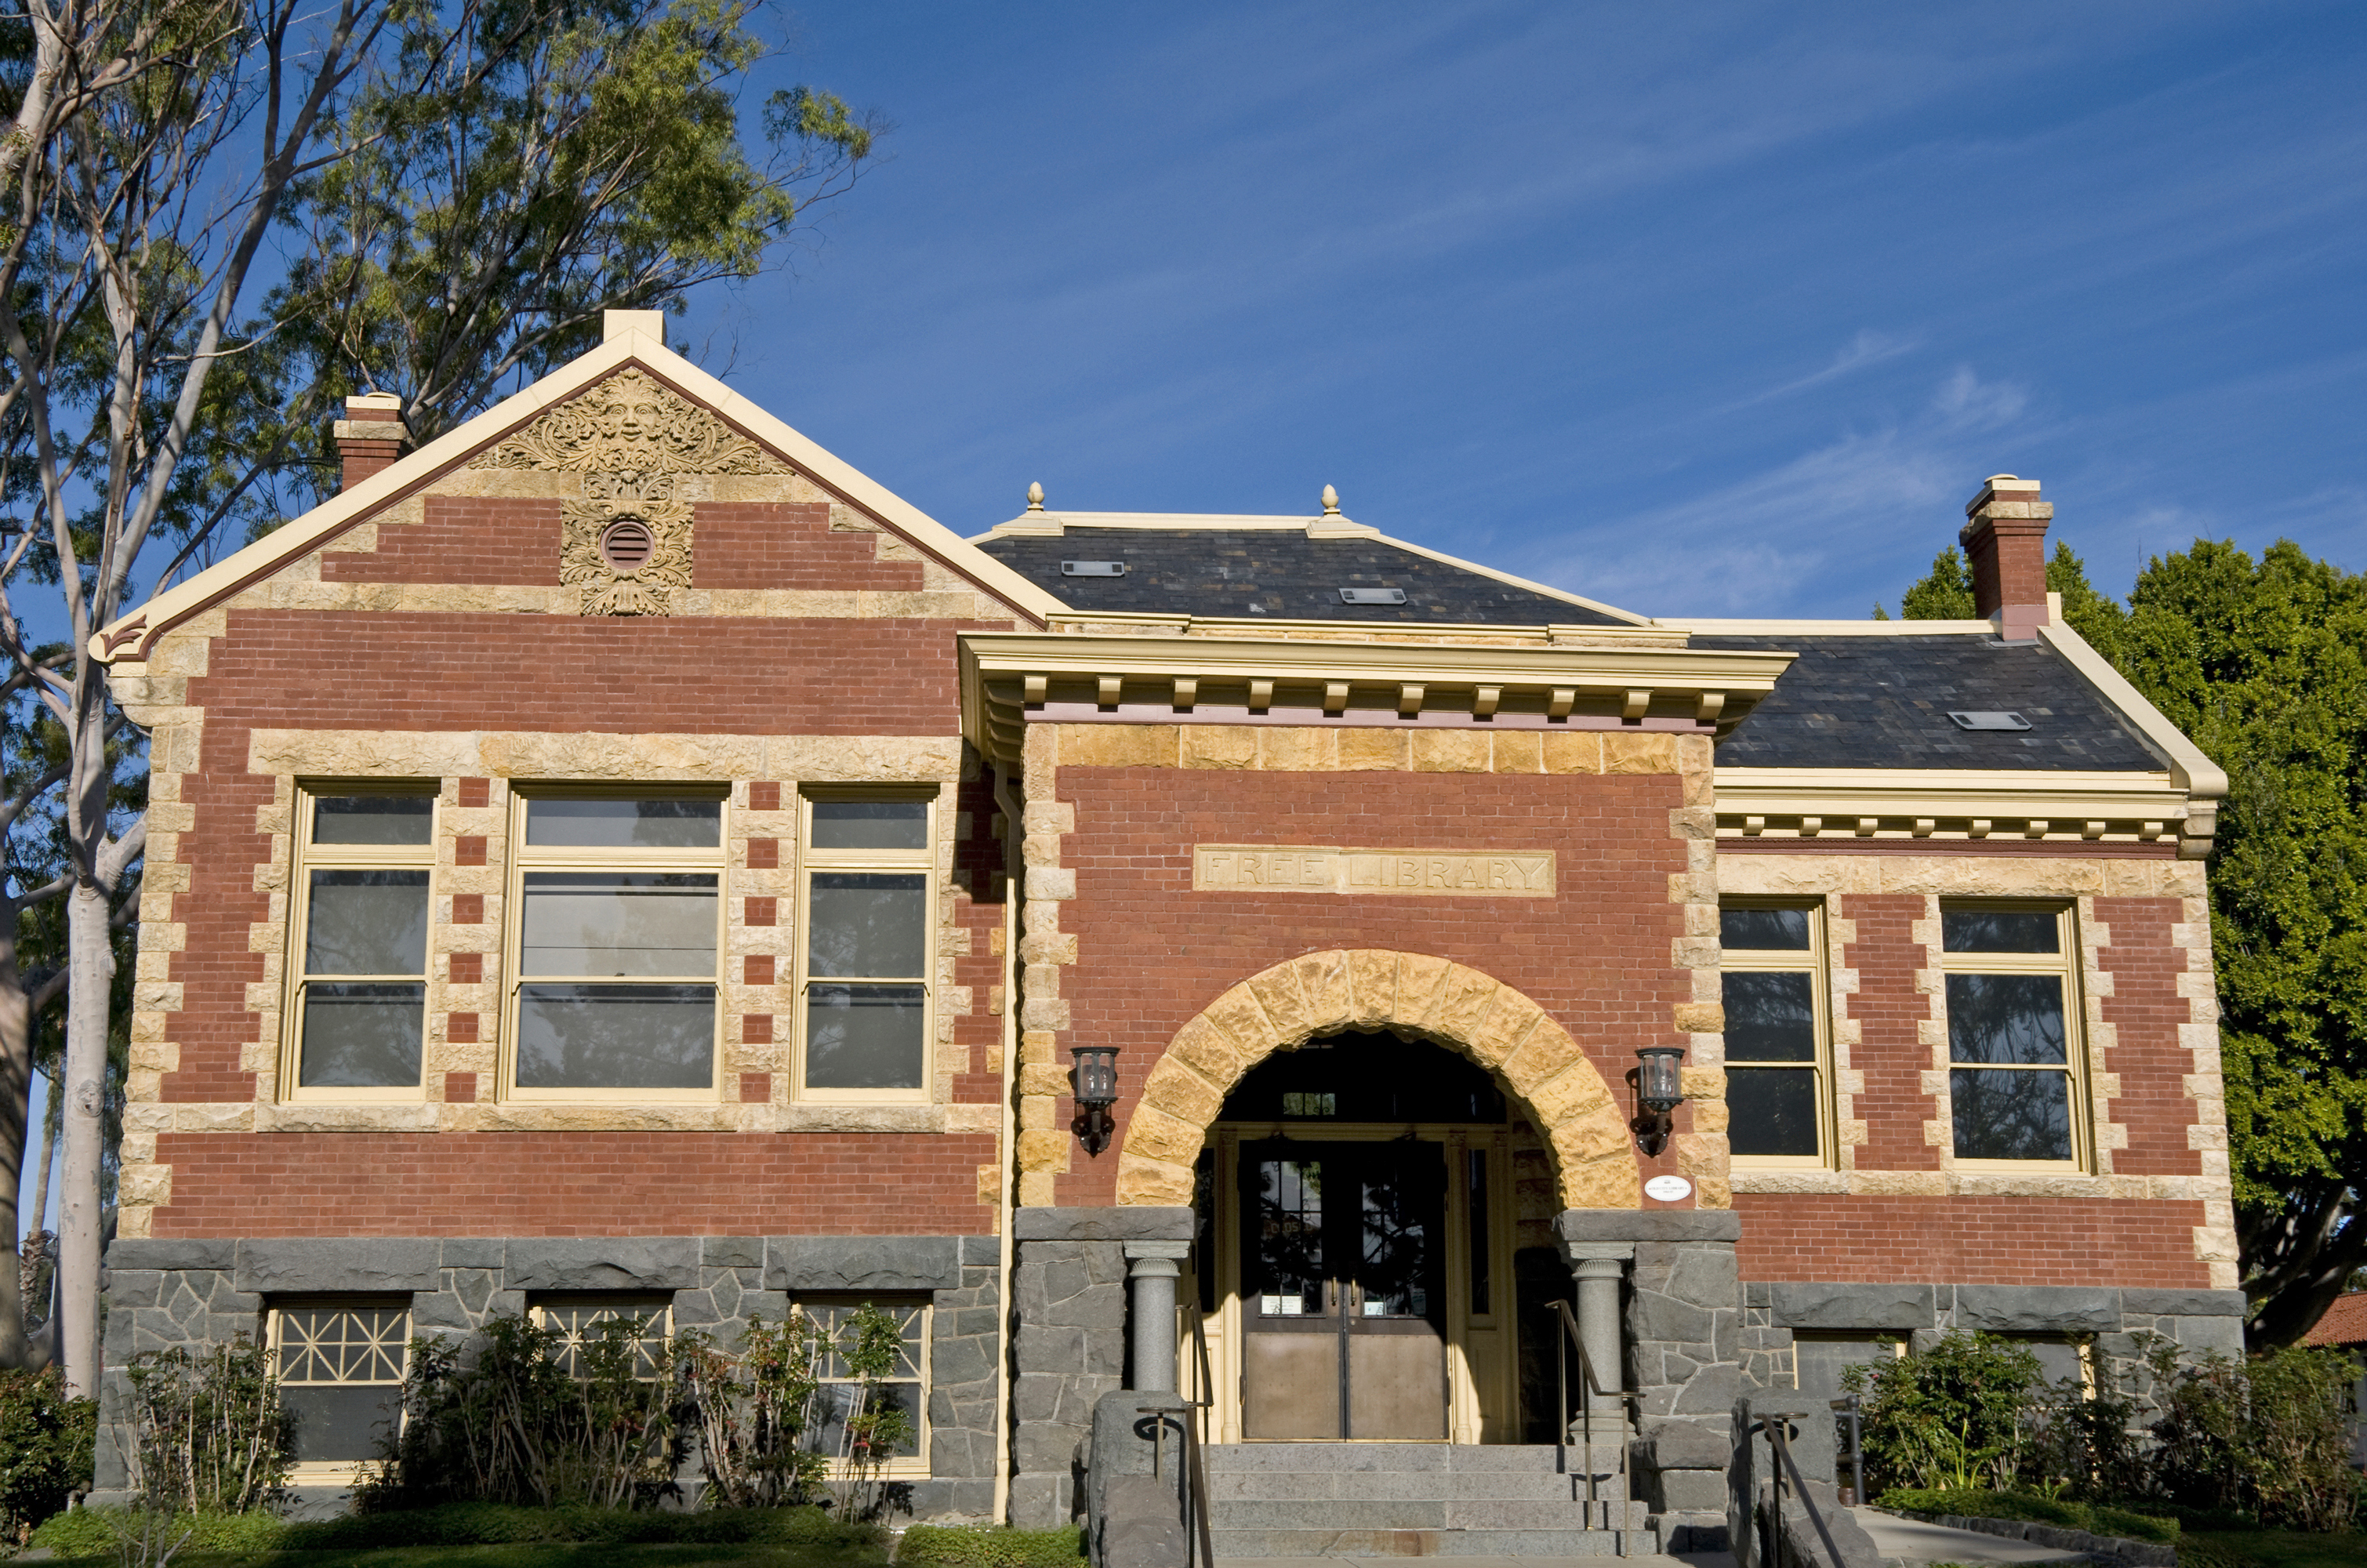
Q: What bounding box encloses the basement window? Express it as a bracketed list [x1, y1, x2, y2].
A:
[1061, 560, 1126, 576]
[1338, 587, 1407, 605]
[1948, 711, 2031, 731]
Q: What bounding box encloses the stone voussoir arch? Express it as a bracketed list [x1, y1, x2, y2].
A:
[1115, 948, 1638, 1211]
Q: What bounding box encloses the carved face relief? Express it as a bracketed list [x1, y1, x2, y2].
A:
[468, 367, 791, 616]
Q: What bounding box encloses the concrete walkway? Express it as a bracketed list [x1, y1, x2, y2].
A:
[1218, 1506, 2095, 1567]
[1849, 1508, 2090, 1564]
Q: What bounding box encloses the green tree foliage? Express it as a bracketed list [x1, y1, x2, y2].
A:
[1876, 545, 1977, 621]
[1880, 536, 2367, 1346]
[0, 0, 875, 1387]
[2117, 543, 2367, 1347]
[0, 1365, 94, 1539]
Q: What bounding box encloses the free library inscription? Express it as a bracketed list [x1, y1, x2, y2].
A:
[1192, 845, 1556, 898]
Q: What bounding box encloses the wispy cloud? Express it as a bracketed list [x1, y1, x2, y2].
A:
[1721, 330, 1922, 411]
[1515, 367, 2046, 616]
[1931, 366, 2030, 432]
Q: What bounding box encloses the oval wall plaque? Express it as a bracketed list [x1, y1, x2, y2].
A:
[1644, 1174, 1694, 1203]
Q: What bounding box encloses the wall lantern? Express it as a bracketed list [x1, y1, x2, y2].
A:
[1072, 1045, 1120, 1155]
[1630, 1045, 1688, 1157]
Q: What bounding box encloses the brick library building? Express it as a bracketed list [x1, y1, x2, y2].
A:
[91, 314, 2241, 1552]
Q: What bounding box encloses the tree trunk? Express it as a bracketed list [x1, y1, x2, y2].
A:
[0, 936, 29, 1368]
[29, 1084, 56, 1255]
[57, 876, 115, 1397]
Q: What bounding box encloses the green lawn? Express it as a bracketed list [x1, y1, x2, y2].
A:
[49, 1548, 885, 1568]
[2177, 1530, 2367, 1568]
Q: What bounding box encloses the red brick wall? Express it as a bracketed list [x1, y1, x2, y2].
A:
[152, 1132, 998, 1236]
[1736, 1193, 2207, 1287]
[1839, 893, 1940, 1171]
[149, 486, 1019, 1237]
[1049, 765, 1691, 1207]
[2095, 896, 2202, 1178]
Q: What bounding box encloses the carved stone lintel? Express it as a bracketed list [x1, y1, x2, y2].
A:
[470, 367, 790, 615]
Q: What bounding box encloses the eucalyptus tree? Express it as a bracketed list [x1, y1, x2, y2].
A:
[0, 0, 873, 1394]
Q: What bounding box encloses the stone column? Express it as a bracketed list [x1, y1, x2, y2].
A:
[1567, 1243, 1634, 1438]
[1124, 1240, 1191, 1394]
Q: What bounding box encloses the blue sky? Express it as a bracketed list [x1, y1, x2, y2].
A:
[682, 0, 2366, 619]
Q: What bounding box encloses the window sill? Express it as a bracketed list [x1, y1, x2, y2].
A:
[1732, 1167, 2148, 1200]
[236, 1101, 999, 1134]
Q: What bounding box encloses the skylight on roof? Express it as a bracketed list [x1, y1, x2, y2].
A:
[1061, 560, 1125, 576]
[1948, 711, 2031, 731]
[1339, 587, 1407, 605]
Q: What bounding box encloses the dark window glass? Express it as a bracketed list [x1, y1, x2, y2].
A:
[1950, 1067, 2073, 1161]
[1721, 907, 1811, 951]
[1946, 975, 2067, 1065]
[299, 984, 424, 1087]
[1942, 909, 2060, 953]
[1251, 1157, 1326, 1316]
[811, 800, 929, 851]
[1727, 1068, 1820, 1157]
[306, 870, 428, 975]
[525, 797, 721, 849]
[808, 873, 928, 978]
[515, 983, 714, 1088]
[312, 794, 433, 846]
[1724, 972, 1817, 1062]
[804, 983, 926, 1089]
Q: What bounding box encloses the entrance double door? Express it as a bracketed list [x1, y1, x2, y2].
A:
[1240, 1138, 1447, 1440]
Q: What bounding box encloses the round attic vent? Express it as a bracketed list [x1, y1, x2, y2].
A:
[599, 517, 654, 572]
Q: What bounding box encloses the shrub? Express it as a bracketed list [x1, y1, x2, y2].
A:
[897, 1523, 1088, 1567]
[683, 1312, 830, 1508]
[362, 1303, 909, 1515]
[0, 1366, 95, 1541]
[1843, 1332, 2043, 1494]
[29, 1504, 288, 1559]
[360, 1312, 685, 1510]
[2146, 1344, 2357, 1531]
[120, 1337, 292, 1515]
[1875, 1486, 2180, 1544]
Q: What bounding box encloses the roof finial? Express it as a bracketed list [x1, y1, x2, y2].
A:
[1026, 481, 1045, 513]
[1320, 484, 1340, 516]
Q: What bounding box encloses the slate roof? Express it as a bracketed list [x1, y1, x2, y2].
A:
[1692, 633, 2164, 771]
[975, 527, 1629, 626]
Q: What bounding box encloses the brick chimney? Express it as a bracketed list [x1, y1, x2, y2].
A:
[1960, 474, 2051, 641]
[333, 392, 410, 492]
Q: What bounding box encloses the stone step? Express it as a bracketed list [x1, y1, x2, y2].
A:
[1210, 1526, 1638, 1557]
[1207, 1468, 1592, 1502]
[1209, 1498, 1650, 1533]
[1203, 1442, 1618, 1474]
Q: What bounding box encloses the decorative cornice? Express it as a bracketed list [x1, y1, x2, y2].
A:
[1712, 766, 2212, 855]
[957, 630, 1795, 766]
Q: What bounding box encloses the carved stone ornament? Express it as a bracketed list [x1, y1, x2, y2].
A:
[468, 367, 790, 616]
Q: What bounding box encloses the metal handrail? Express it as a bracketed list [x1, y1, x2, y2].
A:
[1548, 1297, 1638, 1542]
[1751, 1414, 1846, 1568]
[1182, 1301, 1215, 1448]
[1136, 1396, 1216, 1568]
[1828, 1395, 1864, 1507]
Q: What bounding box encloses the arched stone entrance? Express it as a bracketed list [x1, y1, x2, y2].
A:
[1115, 948, 1638, 1210]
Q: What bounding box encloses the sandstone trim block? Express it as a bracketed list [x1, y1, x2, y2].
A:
[1114, 948, 1639, 1210]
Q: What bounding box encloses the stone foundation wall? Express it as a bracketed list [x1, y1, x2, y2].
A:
[1748, 1279, 2246, 1410]
[1008, 1208, 1183, 1526]
[98, 1234, 1003, 1519]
